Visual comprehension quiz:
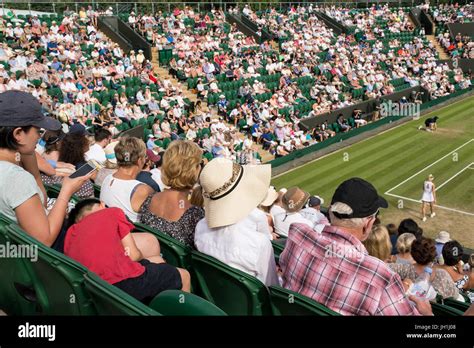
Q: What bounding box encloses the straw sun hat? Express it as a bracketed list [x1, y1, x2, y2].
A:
[200, 158, 271, 228]
[260, 186, 279, 207]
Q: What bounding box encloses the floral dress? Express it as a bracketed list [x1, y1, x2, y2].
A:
[139, 194, 205, 248]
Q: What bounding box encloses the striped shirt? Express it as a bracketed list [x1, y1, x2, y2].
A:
[280, 223, 420, 316]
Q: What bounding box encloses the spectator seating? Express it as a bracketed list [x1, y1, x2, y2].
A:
[191, 250, 272, 315]
[0, 222, 40, 315]
[431, 302, 465, 316]
[134, 222, 192, 270]
[149, 290, 227, 316]
[269, 285, 340, 316]
[83, 271, 160, 316]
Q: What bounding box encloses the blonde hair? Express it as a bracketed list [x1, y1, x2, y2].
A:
[329, 202, 367, 229]
[396, 233, 416, 254]
[162, 140, 203, 190]
[114, 136, 146, 167]
[363, 225, 392, 261]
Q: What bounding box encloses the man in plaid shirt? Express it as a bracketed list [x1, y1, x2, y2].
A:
[280, 178, 433, 316]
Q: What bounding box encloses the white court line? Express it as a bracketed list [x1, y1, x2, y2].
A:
[385, 138, 474, 194]
[385, 192, 474, 216]
[437, 162, 474, 191]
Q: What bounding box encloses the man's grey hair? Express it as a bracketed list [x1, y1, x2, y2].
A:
[329, 202, 369, 229]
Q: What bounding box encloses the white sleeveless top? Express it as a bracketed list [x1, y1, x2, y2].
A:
[99, 174, 143, 222]
[421, 180, 434, 202]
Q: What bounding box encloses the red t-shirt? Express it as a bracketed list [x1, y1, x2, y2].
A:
[64, 207, 145, 284]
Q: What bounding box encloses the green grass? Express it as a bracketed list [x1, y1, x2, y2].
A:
[272, 96, 474, 220]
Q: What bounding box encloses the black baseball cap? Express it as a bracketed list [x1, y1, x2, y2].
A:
[308, 195, 323, 207]
[0, 90, 61, 130]
[331, 177, 388, 218]
[69, 123, 92, 136]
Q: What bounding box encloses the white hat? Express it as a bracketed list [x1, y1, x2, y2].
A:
[219, 94, 225, 98]
[138, 49, 143, 53]
[435, 231, 451, 244]
[200, 158, 271, 228]
[260, 186, 279, 207]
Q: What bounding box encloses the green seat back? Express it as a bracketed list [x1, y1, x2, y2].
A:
[83, 272, 160, 316]
[133, 223, 192, 269]
[431, 302, 464, 316]
[442, 298, 470, 313]
[191, 250, 272, 315]
[7, 224, 97, 315]
[149, 290, 227, 316]
[271, 239, 285, 263]
[93, 184, 101, 198]
[0, 221, 41, 315]
[269, 285, 340, 316]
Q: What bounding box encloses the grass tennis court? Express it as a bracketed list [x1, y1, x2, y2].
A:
[272, 96, 474, 248]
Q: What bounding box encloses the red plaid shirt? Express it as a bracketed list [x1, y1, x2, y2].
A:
[280, 223, 420, 316]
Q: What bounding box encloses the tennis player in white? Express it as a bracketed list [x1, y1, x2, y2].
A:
[421, 174, 436, 222]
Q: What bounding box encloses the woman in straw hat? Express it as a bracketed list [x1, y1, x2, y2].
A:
[194, 157, 279, 286]
[421, 174, 436, 222]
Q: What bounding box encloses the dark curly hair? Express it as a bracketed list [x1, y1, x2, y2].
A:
[398, 218, 423, 239]
[411, 237, 437, 265]
[43, 130, 65, 154]
[442, 241, 463, 266]
[58, 134, 89, 167]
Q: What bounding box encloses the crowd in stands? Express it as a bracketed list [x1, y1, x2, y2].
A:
[323, 4, 414, 36]
[0, 8, 267, 164]
[131, 5, 472, 156]
[0, 88, 473, 315]
[430, 3, 474, 59]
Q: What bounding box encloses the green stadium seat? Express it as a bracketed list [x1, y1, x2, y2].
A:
[149, 290, 227, 316]
[6, 224, 97, 315]
[0, 221, 42, 315]
[442, 298, 470, 313]
[83, 272, 160, 315]
[133, 223, 192, 269]
[191, 250, 272, 315]
[93, 184, 101, 198]
[271, 239, 285, 263]
[269, 285, 340, 316]
[431, 302, 464, 316]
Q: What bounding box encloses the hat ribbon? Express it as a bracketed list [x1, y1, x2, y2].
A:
[203, 162, 244, 201]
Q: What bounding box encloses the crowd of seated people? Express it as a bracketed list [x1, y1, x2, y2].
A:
[0, 8, 267, 164]
[115, 5, 473, 159]
[323, 4, 414, 36]
[430, 3, 474, 59]
[0, 87, 472, 313]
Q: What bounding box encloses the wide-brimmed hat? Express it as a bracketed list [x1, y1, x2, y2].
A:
[200, 158, 271, 228]
[435, 231, 451, 244]
[282, 187, 310, 213]
[260, 186, 279, 207]
[104, 141, 119, 164]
